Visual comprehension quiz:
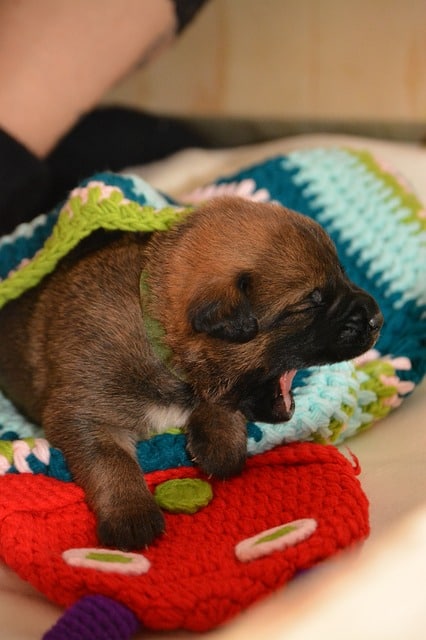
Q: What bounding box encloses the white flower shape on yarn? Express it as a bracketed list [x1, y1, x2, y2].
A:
[62, 548, 151, 575]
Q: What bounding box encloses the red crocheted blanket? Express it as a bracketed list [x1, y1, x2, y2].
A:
[0, 443, 368, 634]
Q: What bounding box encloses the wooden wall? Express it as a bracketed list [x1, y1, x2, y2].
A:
[105, 0, 426, 125]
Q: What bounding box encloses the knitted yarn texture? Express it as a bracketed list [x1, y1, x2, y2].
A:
[0, 443, 369, 634]
[0, 146, 424, 637]
[0, 148, 425, 473]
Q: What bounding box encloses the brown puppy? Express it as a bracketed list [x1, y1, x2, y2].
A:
[0, 197, 383, 550]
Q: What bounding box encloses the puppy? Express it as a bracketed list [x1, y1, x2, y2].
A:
[0, 197, 383, 550]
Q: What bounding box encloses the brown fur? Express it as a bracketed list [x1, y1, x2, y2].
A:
[0, 197, 382, 549]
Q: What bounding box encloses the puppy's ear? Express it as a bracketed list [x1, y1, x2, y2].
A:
[190, 272, 259, 343]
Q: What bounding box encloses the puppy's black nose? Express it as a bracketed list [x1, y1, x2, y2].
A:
[368, 311, 384, 332]
[340, 301, 382, 340]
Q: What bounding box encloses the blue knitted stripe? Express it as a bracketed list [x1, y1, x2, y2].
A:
[0, 211, 58, 280]
[4, 433, 194, 482]
[281, 149, 426, 309]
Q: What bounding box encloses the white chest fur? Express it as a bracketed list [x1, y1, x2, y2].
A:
[145, 404, 191, 434]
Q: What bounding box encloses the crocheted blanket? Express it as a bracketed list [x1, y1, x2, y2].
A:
[0, 147, 425, 638]
[1, 148, 425, 463]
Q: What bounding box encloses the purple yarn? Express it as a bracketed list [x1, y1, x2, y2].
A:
[43, 594, 140, 640]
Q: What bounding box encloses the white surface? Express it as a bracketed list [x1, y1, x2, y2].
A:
[133, 133, 426, 202]
[1, 133, 426, 639]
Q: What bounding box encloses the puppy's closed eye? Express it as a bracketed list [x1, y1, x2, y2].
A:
[309, 289, 323, 304]
[309, 289, 324, 306]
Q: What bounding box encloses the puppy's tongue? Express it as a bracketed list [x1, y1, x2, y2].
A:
[279, 370, 297, 413]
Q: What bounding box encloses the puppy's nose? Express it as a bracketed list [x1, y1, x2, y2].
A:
[340, 301, 382, 338]
[368, 311, 384, 332]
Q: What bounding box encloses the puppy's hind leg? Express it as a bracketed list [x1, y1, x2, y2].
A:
[43, 402, 165, 551]
[185, 403, 247, 479]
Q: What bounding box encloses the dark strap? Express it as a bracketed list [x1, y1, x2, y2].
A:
[172, 0, 211, 32]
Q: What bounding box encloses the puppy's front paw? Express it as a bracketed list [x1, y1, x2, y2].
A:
[188, 437, 247, 479]
[186, 404, 247, 479]
[97, 493, 165, 551]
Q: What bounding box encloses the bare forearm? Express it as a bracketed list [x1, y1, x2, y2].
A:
[0, 0, 176, 157]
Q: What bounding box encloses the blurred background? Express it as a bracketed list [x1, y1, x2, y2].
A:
[104, 0, 426, 145]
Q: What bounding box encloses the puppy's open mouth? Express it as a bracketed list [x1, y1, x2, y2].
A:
[272, 370, 297, 422]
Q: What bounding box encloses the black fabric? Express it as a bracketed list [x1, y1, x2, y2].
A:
[45, 107, 207, 209]
[171, 0, 211, 32]
[0, 129, 50, 236]
[0, 107, 207, 237]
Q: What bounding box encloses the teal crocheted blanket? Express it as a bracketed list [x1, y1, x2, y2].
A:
[0, 147, 425, 479]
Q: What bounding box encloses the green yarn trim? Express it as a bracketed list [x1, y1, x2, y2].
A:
[164, 427, 183, 435]
[312, 357, 406, 444]
[346, 149, 426, 230]
[0, 440, 14, 463]
[356, 360, 398, 431]
[0, 437, 35, 464]
[313, 397, 356, 445]
[0, 186, 191, 309]
[140, 269, 187, 382]
[140, 270, 173, 365]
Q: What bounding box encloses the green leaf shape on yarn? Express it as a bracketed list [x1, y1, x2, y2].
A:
[85, 552, 133, 564]
[154, 478, 213, 514]
[255, 525, 297, 545]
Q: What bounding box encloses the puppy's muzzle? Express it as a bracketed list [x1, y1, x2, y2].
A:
[333, 292, 383, 356]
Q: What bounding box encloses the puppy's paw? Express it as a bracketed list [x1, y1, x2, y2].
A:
[97, 495, 165, 551]
[188, 438, 247, 479]
[186, 404, 247, 479]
